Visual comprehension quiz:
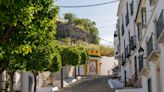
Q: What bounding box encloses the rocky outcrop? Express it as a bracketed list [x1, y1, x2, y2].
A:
[56, 22, 91, 43]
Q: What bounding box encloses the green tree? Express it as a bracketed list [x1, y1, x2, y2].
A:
[100, 45, 114, 57]
[64, 13, 76, 24]
[6, 59, 24, 92]
[47, 47, 62, 72]
[60, 46, 81, 66]
[0, 0, 60, 92]
[79, 48, 89, 65]
[59, 46, 81, 87]
[63, 13, 100, 44]
[26, 41, 62, 92]
[73, 18, 99, 44]
[77, 48, 89, 76]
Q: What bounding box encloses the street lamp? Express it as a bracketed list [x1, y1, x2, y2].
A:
[138, 46, 147, 59]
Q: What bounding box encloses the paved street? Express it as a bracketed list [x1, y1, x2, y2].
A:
[59, 76, 115, 92]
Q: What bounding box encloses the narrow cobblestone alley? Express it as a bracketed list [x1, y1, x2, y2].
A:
[59, 76, 115, 92]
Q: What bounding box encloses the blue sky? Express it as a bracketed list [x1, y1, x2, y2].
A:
[55, 0, 119, 46]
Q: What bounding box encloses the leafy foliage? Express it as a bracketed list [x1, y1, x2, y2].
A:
[0, 0, 60, 72]
[100, 45, 114, 57]
[46, 47, 62, 72]
[63, 13, 99, 44]
[60, 46, 81, 66]
[64, 13, 76, 24]
[79, 49, 89, 65]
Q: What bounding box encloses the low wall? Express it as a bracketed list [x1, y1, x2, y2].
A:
[115, 88, 144, 92]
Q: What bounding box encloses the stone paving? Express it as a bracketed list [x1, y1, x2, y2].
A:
[59, 76, 115, 92]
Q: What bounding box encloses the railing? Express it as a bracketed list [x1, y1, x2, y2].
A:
[138, 55, 150, 73]
[143, 58, 149, 69]
[138, 55, 143, 72]
[147, 35, 153, 57]
[130, 36, 137, 50]
[137, 22, 142, 41]
[156, 9, 164, 39]
[141, 7, 147, 29]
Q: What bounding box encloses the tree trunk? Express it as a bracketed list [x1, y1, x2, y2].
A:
[9, 71, 14, 92]
[78, 65, 80, 76]
[0, 59, 9, 91]
[0, 59, 9, 73]
[74, 66, 77, 79]
[33, 72, 37, 92]
[0, 73, 2, 91]
[60, 67, 63, 88]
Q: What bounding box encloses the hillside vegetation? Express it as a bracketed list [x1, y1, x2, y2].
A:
[100, 45, 114, 57]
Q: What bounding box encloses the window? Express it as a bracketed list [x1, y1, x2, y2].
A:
[122, 53, 126, 65]
[124, 70, 127, 87]
[128, 31, 130, 44]
[149, 0, 155, 6]
[148, 78, 152, 92]
[122, 17, 125, 36]
[134, 56, 138, 81]
[130, 0, 134, 15]
[125, 2, 129, 26]
[130, 36, 137, 50]
[156, 10, 164, 39]
[141, 7, 147, 28]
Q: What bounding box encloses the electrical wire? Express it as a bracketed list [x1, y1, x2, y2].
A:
[58, 0, 120, 8]
[61, 13, 112, 15]
[98, 37, 113, 44]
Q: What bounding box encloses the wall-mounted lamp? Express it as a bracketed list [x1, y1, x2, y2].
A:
[138, 47, 144, 55]
[138, 47, 147, 59]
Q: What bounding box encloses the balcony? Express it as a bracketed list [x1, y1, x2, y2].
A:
[137, 22, 142, 43]
[114, 31, 118, 37]
[125, 45, 131, 58]
[138, 55, 150, 77]
[147, 35, 160, 62]
[141, 7, 147, 29]
[156, 9, 164, 43]
[130, 36, 137, 50]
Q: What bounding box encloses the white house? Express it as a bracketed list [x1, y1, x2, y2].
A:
[100, 56, 118, 75]
[114, 0, 164, 92]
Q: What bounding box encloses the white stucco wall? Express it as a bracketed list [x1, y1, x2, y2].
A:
[115, 88, 144, 92]
[115, 0, 164, 92]
[160, 44, 164, 92]
[100, 56, 118, 75]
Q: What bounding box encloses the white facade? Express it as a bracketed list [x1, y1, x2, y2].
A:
[100, 56, 118, 75]
[114, 0, 164, 92]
